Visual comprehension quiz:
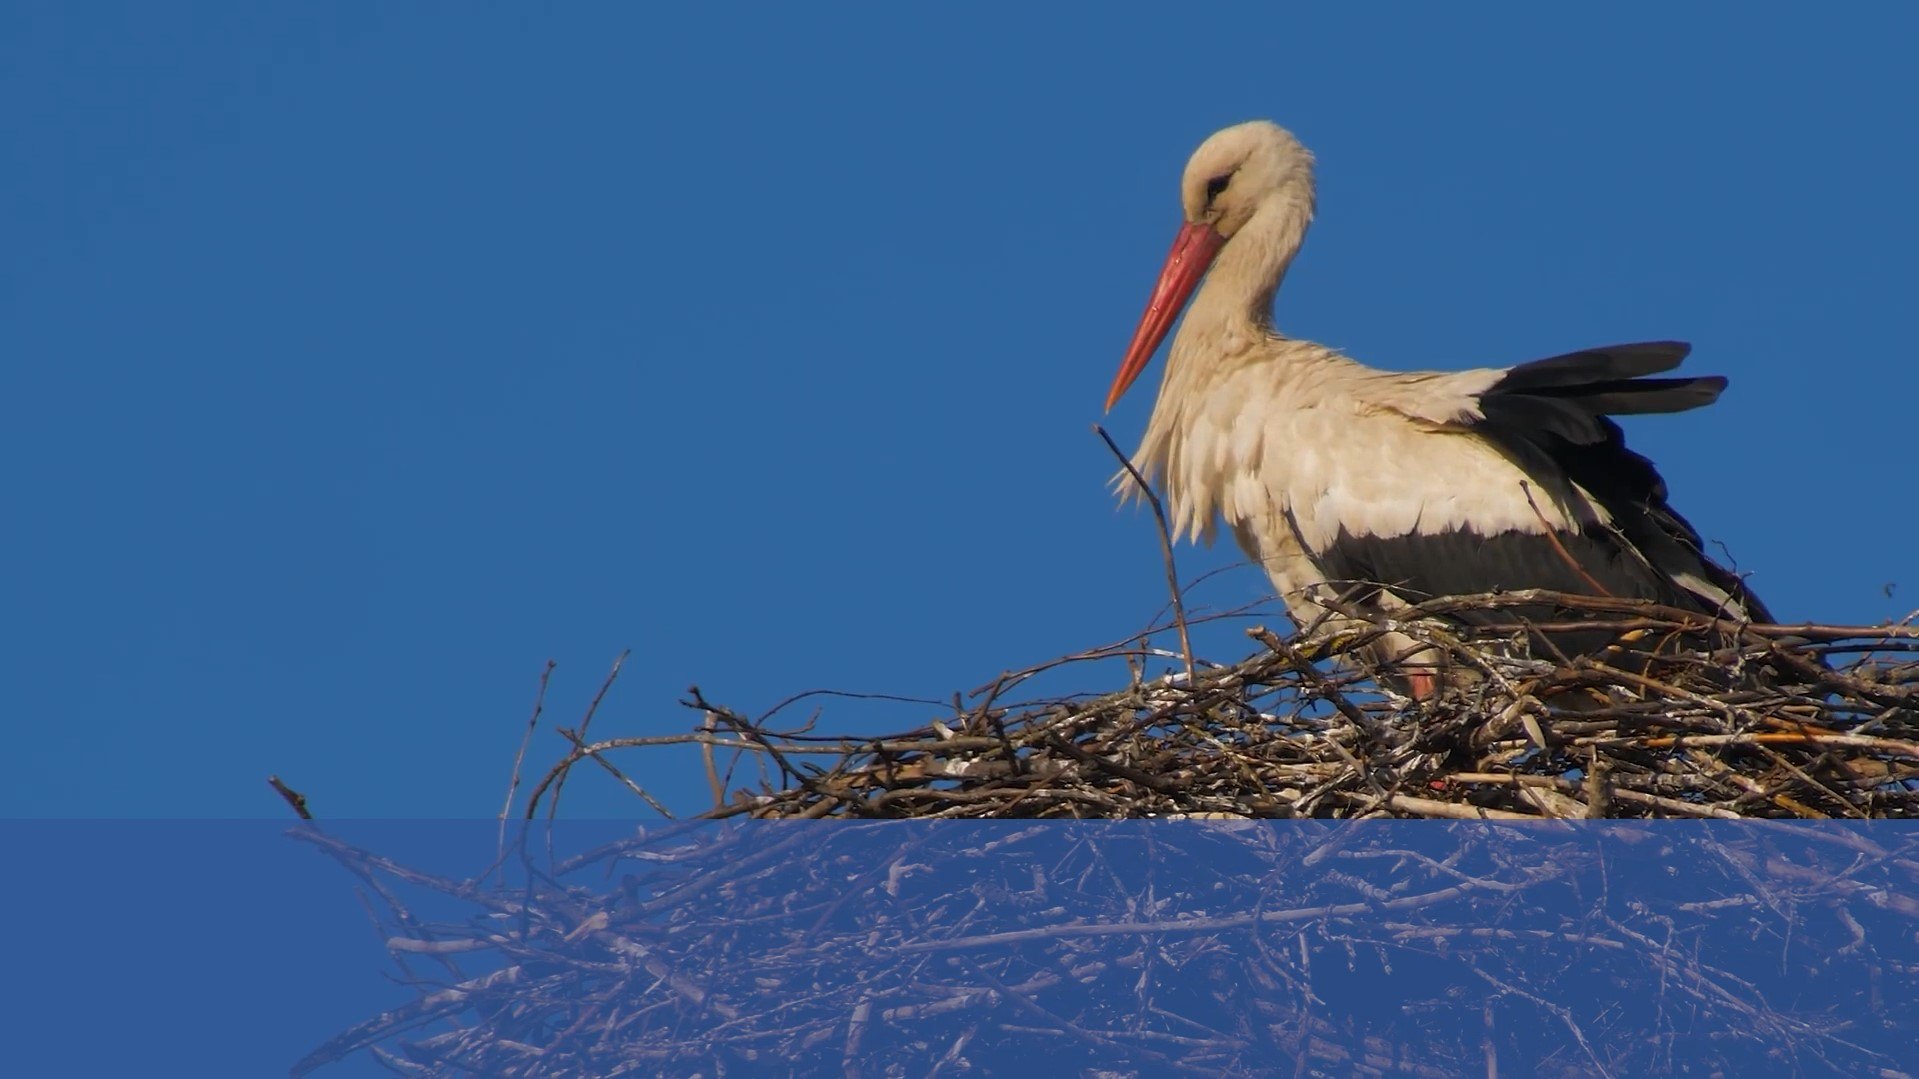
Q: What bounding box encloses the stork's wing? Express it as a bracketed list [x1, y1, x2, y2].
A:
[1472, 341, 1772, 622]
[1310, 342, 1770, 644]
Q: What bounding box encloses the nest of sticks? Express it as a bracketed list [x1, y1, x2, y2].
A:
[291, 592, 1919, 1076]
[526, 590, 1919, 822]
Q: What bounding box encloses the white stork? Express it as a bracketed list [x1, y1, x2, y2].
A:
[1104, 120, 1771, 697]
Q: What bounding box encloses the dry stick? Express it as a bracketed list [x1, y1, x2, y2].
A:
[1583, 753, 1613, 819]
[268, 774, 314, 820]
[1376, 794, 1541, 821]
[755, 687, 952, 728]
[546, 650, 631, 822]
[693, 687, 848, 814]
[1626, 731, 1919, 757]
[500, 660, 556, 861]
[1684, 748, 1826, 819]
[1852, 603, 1919, 672]
[1250, 627, 1387, 741]
[1409, 589, 1919, 642]
[1749, 741, 1866, 820]
[554, 725, 676, 818]
[576, 650, 628, 743]
[1095, 424, 1195, 690]
[699, 710, 726, 811]
[1249, 630, 1394, 810]
[1044, 732, 1177, 794]
[1519, 482, 1615, 599]
[521, 712, 702, 823]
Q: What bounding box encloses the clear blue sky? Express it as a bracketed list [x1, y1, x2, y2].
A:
[6, 4, 1912, 818]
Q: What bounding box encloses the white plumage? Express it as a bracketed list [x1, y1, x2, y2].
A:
[1105, 121, 1768, 697]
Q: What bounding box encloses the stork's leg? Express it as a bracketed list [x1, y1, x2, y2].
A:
[1406, 670, 1438, 701]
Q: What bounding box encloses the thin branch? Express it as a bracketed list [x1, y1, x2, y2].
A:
[499, 659, 556, 859]
[1096, 423, 1195, 689]
[546, 650, 630, 821]
[1519, 481, 1615, 598]
[267, 774, 313, 820]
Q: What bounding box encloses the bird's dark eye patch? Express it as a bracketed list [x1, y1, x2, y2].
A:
[1204, 172, 1233, 203]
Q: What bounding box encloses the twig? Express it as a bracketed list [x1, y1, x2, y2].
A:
[1519, 481, 1615, 598]
[268, 774, 313, 820]
[546, 650, 630, 821]
[700, 710, 726, 811]
[500, 660, 556, 859]
[1096, 424, 1195, 690]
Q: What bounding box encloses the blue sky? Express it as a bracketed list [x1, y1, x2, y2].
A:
[5, 4, 1913, 818]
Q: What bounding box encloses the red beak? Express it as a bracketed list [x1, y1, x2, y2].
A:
[1104, 220, 1226, 411]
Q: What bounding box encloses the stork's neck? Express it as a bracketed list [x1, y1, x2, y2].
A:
[1132, 191, 1317, 535]
[1173, 195, 1313, 368]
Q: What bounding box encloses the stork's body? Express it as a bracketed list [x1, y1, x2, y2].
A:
[1106, 122, 1770, 695]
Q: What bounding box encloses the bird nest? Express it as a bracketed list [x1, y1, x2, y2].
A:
[289, 591, 1919, 1077]
[531, 591, 1919, 822]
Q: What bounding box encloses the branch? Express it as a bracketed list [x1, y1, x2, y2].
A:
[1096, 424, 1195, 690]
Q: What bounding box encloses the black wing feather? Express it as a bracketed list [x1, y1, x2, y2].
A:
[1314, 525, 1693, 656]
[1490, 341, 1691, 393]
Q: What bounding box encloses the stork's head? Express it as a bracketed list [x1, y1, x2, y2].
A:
[1178, 120, 1315, 241]
[1104, 121, 1316, 411]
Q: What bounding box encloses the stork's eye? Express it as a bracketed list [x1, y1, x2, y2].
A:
[1204, 172, 1233, 203]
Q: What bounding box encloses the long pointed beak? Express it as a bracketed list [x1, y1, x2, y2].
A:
[1104, 220, 1226, 411]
